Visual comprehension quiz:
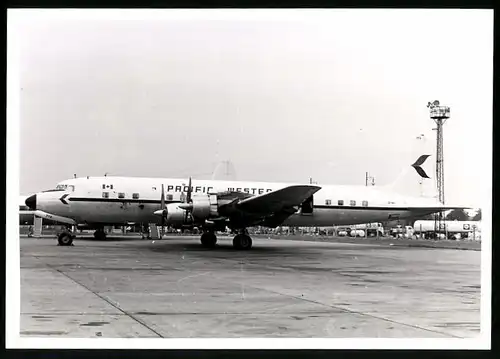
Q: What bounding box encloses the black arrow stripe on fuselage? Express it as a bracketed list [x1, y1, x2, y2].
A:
[66, 197, 424, 211]
[68, 198, 181, 204]
[60, 194, 69, 204]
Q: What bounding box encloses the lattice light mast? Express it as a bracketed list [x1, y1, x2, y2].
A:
[427, 100, 450, 205]
[427, 100, 450, 238]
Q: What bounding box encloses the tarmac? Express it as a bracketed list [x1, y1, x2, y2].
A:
[19, 234, 481, 338]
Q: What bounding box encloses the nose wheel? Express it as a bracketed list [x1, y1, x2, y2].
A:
[233, 233, 252, 250]
[57, 231, 74, 246]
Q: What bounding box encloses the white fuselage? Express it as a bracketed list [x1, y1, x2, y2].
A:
[31, 176, 445, 228]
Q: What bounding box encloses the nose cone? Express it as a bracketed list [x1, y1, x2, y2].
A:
[25, 194, 36, 210]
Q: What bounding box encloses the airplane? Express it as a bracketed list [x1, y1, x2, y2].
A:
[19, 195, 35, 225]
[20, 195, 63, 226]
[23, 154, 468, 249]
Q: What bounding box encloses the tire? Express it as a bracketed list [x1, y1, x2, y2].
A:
[233, 234, 252, 250]
[94, 230, 106, 241]
[58, 232, 74, 246]
[200, 232, 217, 248]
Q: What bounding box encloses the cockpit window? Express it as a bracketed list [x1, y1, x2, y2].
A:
[42, 184, 75, 192]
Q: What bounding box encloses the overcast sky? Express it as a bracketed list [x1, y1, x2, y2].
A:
[11, 9, 492, 207]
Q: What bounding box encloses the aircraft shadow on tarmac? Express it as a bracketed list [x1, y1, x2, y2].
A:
[76, 236, 147, 242]
[146, 241, 293, 253]
[73, 235, 300, 252]
[76, 235, 420, 253]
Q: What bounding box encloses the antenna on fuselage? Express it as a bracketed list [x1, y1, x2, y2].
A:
[74, 173, 76, 178]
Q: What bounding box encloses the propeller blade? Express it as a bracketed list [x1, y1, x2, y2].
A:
[161, 184, 165, 210]
[186, 177, 192, 204]
[183, 177, 193, 224]
[160, 184, 166, 238]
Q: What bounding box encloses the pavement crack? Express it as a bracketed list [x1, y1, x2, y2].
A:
[176, 271, 211, 283]
[202, 255, 464, 339]
[32, 256, 164, 338]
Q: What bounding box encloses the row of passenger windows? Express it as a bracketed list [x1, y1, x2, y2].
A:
[99, 191, 369, 206]
[325, 199, 369, 207]
[102, 192, 140, 199]
[98, 190, 371, 207]
[101, 192, 173, 201]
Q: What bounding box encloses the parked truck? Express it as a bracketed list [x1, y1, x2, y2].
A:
[350, 222, 385, 237]
[413, 220, 481, 240]
[333, 222, 384, 238]
[389, 225, 415, 238]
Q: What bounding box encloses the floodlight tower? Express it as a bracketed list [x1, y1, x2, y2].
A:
[427, 100, 450, 204]
[427, 100, 450, 237]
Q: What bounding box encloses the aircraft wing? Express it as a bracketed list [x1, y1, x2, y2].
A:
[235, 185, 321, 215]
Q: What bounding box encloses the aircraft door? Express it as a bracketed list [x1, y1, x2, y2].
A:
[300, 195, 314, 215]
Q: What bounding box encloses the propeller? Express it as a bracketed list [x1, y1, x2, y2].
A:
[182, 177, 193, 223]
[154, 179, 193, 233]
[186, 177, 192, 204]
[160, 184, 166, 238]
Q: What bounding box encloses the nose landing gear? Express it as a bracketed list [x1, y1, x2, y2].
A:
[57, 231, 74, 246]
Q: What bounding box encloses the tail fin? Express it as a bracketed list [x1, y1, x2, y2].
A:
[384, 154, 438, 199]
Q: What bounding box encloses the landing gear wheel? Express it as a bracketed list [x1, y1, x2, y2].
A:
[200, 232, 217, 248]
[93, 230, 107, 241]
[233, 234, 252, 250]
[58, 232, 74, 246]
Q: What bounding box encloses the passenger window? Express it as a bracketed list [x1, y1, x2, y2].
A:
[325, 199, 331, 205]
[350, 200, 356, 206]
[338, 200, 344, 206]
[362, 200, 368, 207]
[166, 194, 173, 201]
[132, 193, 140, 199]
[102, 192, 109, 198]
[118, 193, 125, 199]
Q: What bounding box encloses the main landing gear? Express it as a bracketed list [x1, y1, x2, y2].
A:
[93, 228, 107, 241]
[200, 231, 217, 248]
[199, 229, 253, 250]
[233, 231, 252, 250]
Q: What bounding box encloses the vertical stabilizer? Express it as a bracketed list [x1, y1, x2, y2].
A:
[384, 154, 438, 200]
[212, 160, 237, 181]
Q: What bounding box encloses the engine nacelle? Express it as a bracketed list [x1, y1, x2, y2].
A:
[191, 193, 219, 220]
[164, 203, 191, 226]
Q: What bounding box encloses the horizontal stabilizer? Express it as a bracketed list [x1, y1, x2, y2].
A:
[236, 185, 321, 215]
